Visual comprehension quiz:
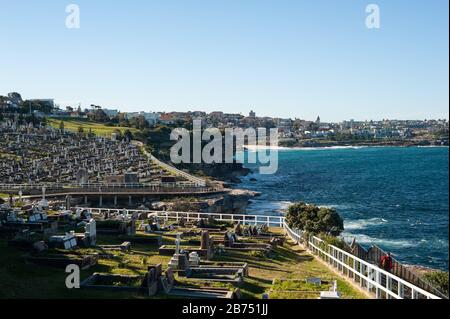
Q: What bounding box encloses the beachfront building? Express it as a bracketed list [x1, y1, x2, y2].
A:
[125, 111, 161, 125]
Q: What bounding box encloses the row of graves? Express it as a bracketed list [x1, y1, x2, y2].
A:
[48, 208, 280, 298]
[140, 218, 286, 298]
[0, 118, 184, 186]
[1, 199, 345, 299]
[77, 210, 242, 298]
[1, 202, 241, 298]
[141, 217, 344, 299]
[78, 214, 276, 299]
[0, 201, 99, 270]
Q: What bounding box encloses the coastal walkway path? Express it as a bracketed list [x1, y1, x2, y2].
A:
[76, 207, 442, 300]
[132, 140, 207, 187]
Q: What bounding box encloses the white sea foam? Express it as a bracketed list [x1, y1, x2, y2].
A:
[319, 204, 354, 210]
[245, 200, 292, 216]
[285, 145, 367, 151]
[244, 145, 290, 151]
[244, 145, 370, 151]
[343, 233, 417, 248]
[417, 145, 449, 148]
[344, 218, 388, 230]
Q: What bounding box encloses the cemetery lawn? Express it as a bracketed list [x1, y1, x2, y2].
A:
[0, 230, 367, 299]
[47, 119, 139, 137]
[210, 234, 368, 299]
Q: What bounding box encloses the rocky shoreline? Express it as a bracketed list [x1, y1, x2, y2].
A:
[176, 162, 251, 183]
[149, 188, 261, 215]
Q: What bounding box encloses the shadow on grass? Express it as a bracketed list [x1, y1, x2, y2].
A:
[213, 254, 282, 271]
[241, 284, 266, 298]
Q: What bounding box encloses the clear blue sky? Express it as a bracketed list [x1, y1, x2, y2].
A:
[0, 0, 448, 122]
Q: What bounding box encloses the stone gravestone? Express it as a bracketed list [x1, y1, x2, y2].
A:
[166, 267, 175, 286]
[178, 252, 190, 272]
[160, 267, 175, 294]
[200, 230, 214, 260]
[65, 195, 71, 210]
[224, 232, 235, 248]
[168, 234, 190, 271]
[146, 268, 158, 296]
[175, 233, 181, 254]
[85, 219, 97, 246]
[200, 230, 209, 250]
[234, 223, 243, 236]
[189, 252, 201, 267]
[224, 232, 230, 247]
[153, 264, 162, 278]
[129, 213, 137, 235]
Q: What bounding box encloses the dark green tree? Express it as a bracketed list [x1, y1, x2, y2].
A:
[423, 271, 449, 297]
[285, 202, 344, 236]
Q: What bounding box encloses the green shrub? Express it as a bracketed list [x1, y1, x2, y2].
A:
[318, 233, 348, 250]
[286, 202, 344, 236]
[423, 271, 449, 297]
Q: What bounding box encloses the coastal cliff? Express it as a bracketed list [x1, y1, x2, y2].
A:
[151, 189, 260, 214]
[175, 162, 251, 183]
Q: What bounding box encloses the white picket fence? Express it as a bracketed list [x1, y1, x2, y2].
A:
[78, 207, 441, 299]
[283, 222, 441, 299]
[153, 210, 285, 227]
[85, 208, 284, 227]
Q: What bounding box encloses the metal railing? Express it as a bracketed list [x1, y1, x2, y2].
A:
[0, 182, 193, 189]
[82, 207, 284, 227]
[153, 210, 285, 227]
[283, 222, 441, 300]
[0, 183, 223, 193]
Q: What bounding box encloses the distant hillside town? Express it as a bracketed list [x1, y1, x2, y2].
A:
[1, 91, 448, 147]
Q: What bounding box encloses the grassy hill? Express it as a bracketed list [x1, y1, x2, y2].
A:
[47, 118, 139, 137]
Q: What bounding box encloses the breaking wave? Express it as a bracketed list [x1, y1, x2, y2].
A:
[343, 233, 418, 249]
[344, 218, 388, 230]
[245, 200, 292, 216]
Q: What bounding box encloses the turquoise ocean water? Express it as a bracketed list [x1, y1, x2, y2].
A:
[241, 146, 449, 270]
